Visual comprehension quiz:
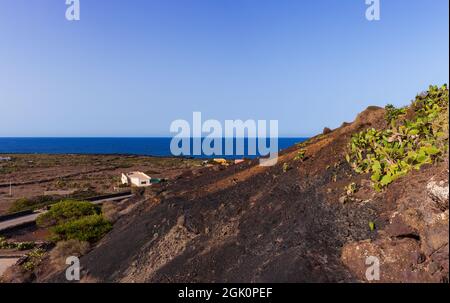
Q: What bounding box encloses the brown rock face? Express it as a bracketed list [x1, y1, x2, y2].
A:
[427, 181, 449, 211]
[323, 127, 332, 135]
[341, 159, 449, 283]
[341, 238, 429, 282]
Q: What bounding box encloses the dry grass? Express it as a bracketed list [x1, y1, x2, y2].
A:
[102, 201, 121, 223]
[50, 239, 90, 264]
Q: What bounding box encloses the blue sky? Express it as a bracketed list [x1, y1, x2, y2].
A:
[0, 0, 448, 137]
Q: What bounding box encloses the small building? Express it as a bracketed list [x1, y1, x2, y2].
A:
[121, 172, 152, 187]
[0, 157, 12, 161]
[213, 158, 228, 165]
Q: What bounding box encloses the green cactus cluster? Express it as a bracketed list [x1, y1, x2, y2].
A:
[346, 85, 449, 191]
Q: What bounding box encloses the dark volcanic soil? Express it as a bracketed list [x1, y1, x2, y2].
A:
[41, 107, 448, 283]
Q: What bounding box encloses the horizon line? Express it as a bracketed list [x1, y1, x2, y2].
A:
[0, 136, 312, 139]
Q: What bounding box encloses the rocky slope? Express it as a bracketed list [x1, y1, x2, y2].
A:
[43, 87, 449, 283]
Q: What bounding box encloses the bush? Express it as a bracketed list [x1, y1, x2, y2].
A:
[294, 149, 306, 161]
[50, 214, 112, 243]
[344, 182, 358, 196]
[36, 200, 112, 243]
[385, 104, 407, 125]
[22, 249, 45, 271]
[36, 200, 100, 228]
[0, 237, 35, 251]
[7, 190, 101, 213]
[346, 85, 449, 191]
[8, 195, 60, 213]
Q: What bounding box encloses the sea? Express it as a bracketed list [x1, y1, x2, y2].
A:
[0, 137, 307, 159]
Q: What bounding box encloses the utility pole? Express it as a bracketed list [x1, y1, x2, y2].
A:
[9, 180, 12, 197]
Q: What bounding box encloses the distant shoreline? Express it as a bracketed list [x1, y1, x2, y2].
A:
[0, 137, 308, 159]
[0, 152, 200, 160]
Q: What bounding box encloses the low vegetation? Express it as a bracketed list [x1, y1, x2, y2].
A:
[344, 182, 358, 196]
[294, 149, 306, 161]
[368, 221, 376, 232]
[22, 248, 45, 271]
[0, 154, 202, 174]
[101, 202, 121, 223]
[0, 237, 35, 251]
[346, 85, 449, 191]
[384, 104, 407, 124]
[50, 239, 90, 263]
[50, 214, 112, 243]
[8, 195, 59, 213]
[8, 190, 100, 213]
[37, 200, 112, 243]
[36, 200, 100, 227]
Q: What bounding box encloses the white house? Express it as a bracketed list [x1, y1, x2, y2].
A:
[121, 172, 152, 187]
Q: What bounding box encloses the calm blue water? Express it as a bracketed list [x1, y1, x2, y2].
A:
[0, 138, 307, 159]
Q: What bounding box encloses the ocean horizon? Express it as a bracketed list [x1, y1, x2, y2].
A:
[0, 137, 307, 159]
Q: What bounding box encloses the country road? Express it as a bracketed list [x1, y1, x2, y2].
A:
[0, 212, 41, 231]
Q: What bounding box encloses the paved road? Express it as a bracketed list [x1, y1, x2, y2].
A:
[91, 194, 133, 205]
[0, 212, 41, 231]
[0, 194, 133, 232]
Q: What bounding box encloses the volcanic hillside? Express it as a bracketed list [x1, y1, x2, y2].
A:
[47, 85, 449, 283]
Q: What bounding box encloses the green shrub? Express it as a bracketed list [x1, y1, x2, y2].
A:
[50, 214, 112, 243]
[22, 249, 45, 271]
[344, 182, 358, 196]
[37, 200, 100, 228]
[0, 237, 35, 250]
[385, 104, 407, 125]
[8, 190, 101, 213]
[36, 200, 112, 243]
[346, 85, 449, 191]
[294, 149, 306, 161]
[369, 221, 376, 231]
[8, 195, 60, 213]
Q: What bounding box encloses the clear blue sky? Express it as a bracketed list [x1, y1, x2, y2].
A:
[0, 0, 448, 137]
